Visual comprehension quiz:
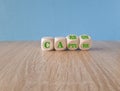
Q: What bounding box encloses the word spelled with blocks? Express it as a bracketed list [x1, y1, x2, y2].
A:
[41, 34, 92, 51]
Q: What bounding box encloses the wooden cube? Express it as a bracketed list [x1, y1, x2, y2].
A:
[66, 34, 79, 50]
[79, 34, 92, 50]
[54, 37, 67, 51]
[41, 37, 54, 51]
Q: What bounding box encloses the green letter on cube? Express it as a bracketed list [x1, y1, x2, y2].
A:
[57, 42, 63, 48]
[82, 44, 89, 48]
[81, 35, 89, 39]
[69, 35, 77, 39]
[68, 44, 77, 48]
[44, 42, 50, 48]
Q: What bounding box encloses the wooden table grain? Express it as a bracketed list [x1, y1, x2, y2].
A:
[0, 41, 120, 91]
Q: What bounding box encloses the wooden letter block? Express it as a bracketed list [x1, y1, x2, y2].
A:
[66, 34, 79, 50]
[54, 37, 67, 51]
[41, 37, 54, 51]
[79, 34, 92, 50]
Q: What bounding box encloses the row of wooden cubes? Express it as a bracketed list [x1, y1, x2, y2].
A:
[41, 34, 92, 51]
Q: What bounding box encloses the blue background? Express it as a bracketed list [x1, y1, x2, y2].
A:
[0, 0, 120, 40]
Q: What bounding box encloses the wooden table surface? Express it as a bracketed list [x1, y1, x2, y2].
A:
[0, 41, 120, 91]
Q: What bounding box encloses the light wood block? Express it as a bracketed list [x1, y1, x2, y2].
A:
[54, 37, 67, 51]
[41, 37, 54, 51]
[79, 34, 92, 50]
[66, 34, 79, 50]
